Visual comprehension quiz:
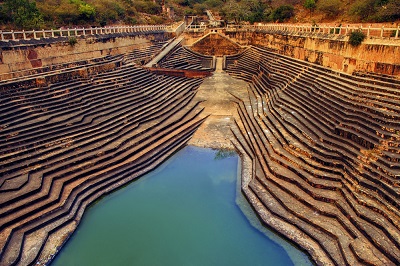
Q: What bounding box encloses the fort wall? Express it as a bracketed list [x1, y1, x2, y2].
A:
[225, 31, 400, 77]
[0, 32, 170, 80]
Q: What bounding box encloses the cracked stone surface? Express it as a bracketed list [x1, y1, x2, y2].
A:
[188, 58, 248, 150]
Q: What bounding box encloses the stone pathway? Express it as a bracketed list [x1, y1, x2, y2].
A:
[188, 57, 248, 149]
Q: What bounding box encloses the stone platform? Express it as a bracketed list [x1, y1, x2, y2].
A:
[188, 58, 247, 150]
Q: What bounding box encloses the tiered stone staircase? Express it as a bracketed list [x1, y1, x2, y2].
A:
[123, 40, 169, 65]
[157, 45, 214, 70]
[0, 45, 206, 265]
[226, 46, 400, 266]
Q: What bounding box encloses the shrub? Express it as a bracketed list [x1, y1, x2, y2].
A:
[204, 0, 224, 9]
[134, 0, 161, 15]
[124, 17, 138, 25]
[317, 0, 341, 18]
[4, 0, 44, 29]
[372, 0, 400, 22]
[349, 0, 375, 21]
[304, 0, 316, 17]
[349, 31, 366, 47]
[78, 3, 95, 20]
[68, 37, 78, 47]
[349, 0, 400, 22]
[271, 5, 294, 22]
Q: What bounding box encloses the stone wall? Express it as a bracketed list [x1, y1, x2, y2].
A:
[225, 31, 400, 77]
[0, 32, 170, 80]
[189, 33, 243, 56]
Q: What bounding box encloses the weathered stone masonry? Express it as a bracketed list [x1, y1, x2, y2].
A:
[226, 31, 400, 77]
[0, 31, 170, 80]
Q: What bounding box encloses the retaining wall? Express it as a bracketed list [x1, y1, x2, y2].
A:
[0, 32, 170, 80]
[225, 31, 400, 77]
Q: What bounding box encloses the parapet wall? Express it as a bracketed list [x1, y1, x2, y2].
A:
[0, 31, 170, 80]
[225, 31, 400, 77]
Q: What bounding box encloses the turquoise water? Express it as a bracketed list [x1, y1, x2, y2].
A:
[51, 146, 312, 266]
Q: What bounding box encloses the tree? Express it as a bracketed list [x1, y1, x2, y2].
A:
[349, 0, 376, 21]
[375, 0, 400, 22]
[318, 0, 341, 18]
[4, 0, 44, 29]
[78, 3, 96, 20]
[68, 0, 96, 21]
[0, 5, 6, 24]
[246, 0, 269, 23]
[304, 0, 316, 18]
[350, 0, 400, 22]
[221, 0, 245, 23]
[221, 0, 269, 23]
[271, 5, 294, 22]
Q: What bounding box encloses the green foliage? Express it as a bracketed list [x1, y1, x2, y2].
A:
[192, 3, 207, 16]
[221, 0, 269, 23]
[303, 0, 315, 20]
[0, 5, 6, 24]
[92, 1, 134, 25]
[246, 0, 270, 23]
[271, 5, 294, 22]
[204, 0, 224, 8]
[78, 3, 95, 19]
[348, 30, 366, 46]
[124, 16, 137, 25]
[377, 0, 400, 21]
[175, 0, 190, 7]
[134, 1, 161, 15]
[317, 0, 341, 18]
[32, 0, 154, 27]
[349, 0, 376, 20]
[2, 0, 399, 29]
[350, 0, 400, 22]
[221, 0, 245, 23]
[304, 0, 316, 18]
[149, 14, 165, 24]
[67, 0, 95, 21]
[3, 0, 44, 29]
[304, 0, 316, 11]
[68, 36, 78, 46]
